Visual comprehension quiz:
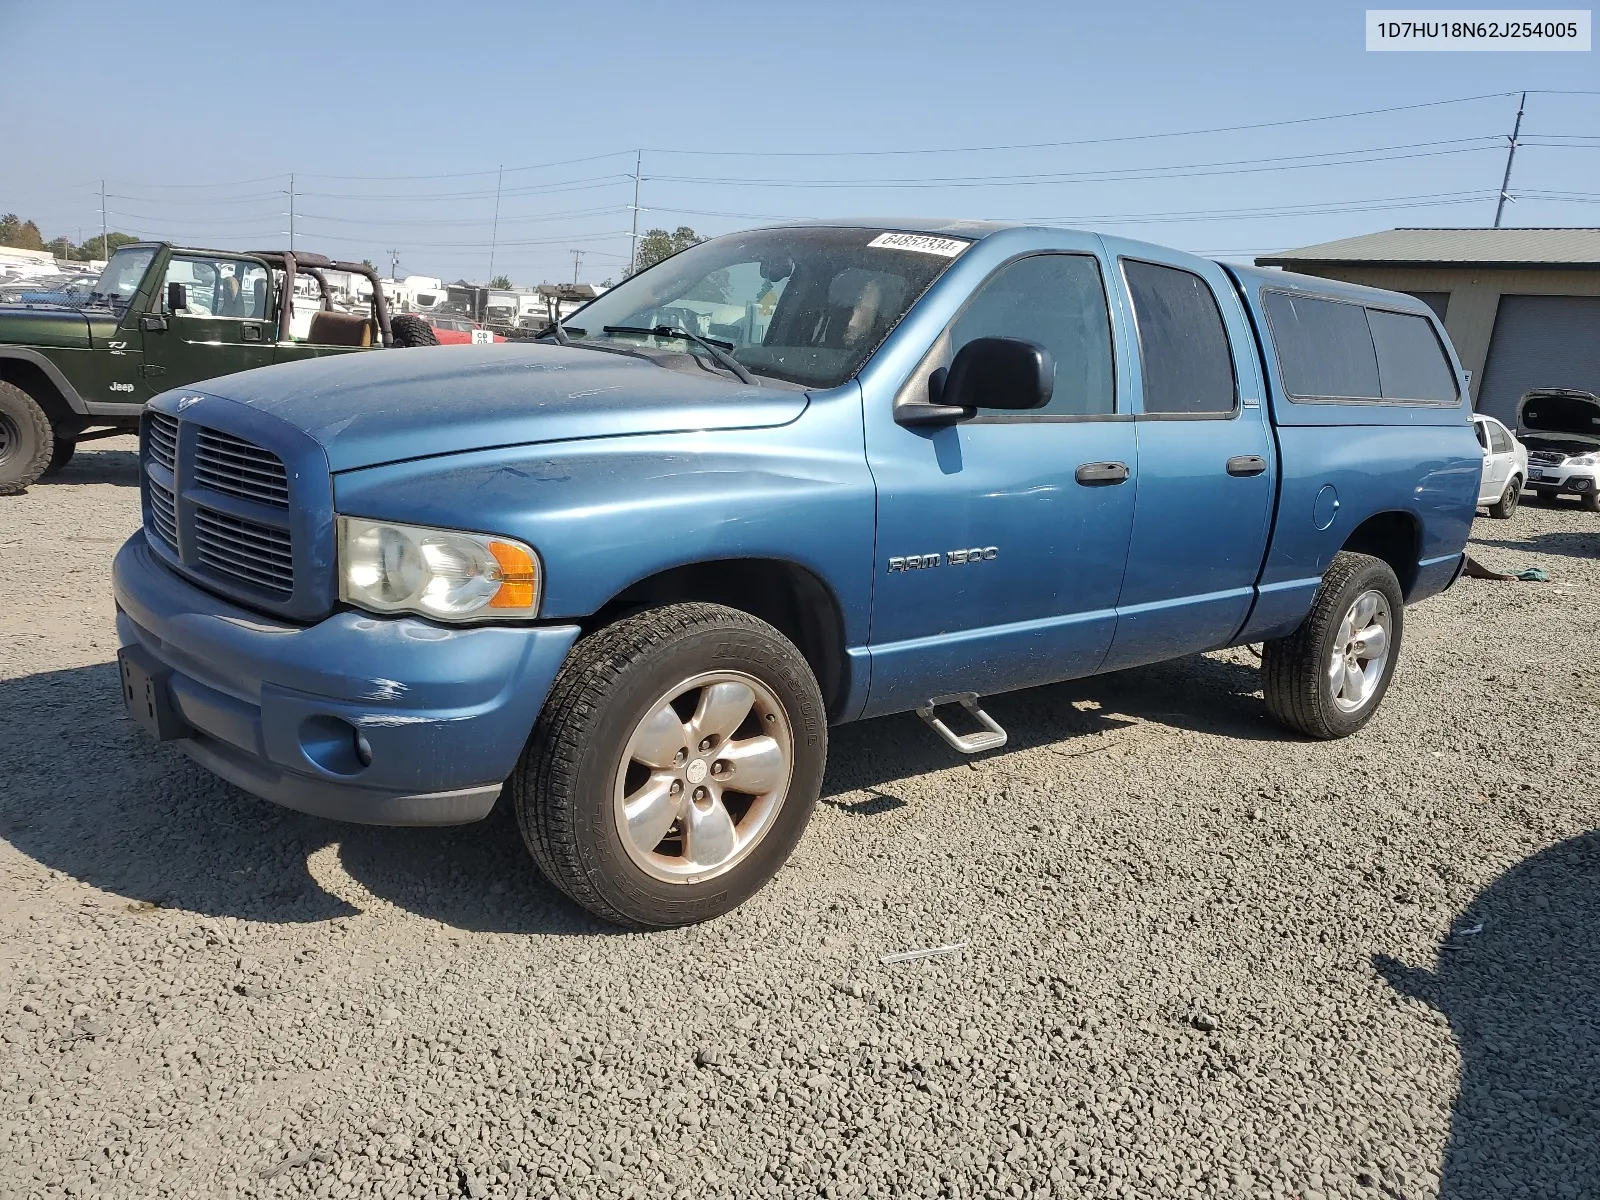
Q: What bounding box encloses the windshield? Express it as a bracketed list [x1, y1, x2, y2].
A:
[90, 246, 158, 313]
[562, 227, 970, 388]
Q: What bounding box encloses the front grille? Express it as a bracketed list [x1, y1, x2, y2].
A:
[1528, 450, 1566, 466]
[141, 413, 307, 610]
[193, 507, 294, 598]
[147, 477, 178, 550]
[147, 411, 178, 471]
[194, 428, 290, 508]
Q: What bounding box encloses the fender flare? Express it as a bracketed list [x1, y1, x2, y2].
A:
[0, 347, 89, 416]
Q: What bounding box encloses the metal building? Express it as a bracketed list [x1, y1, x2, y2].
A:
[1257, 229, 1600, 427]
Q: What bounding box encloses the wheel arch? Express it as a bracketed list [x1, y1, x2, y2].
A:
[587, 557, 850, 720]
[1338, 510, 1421, 599]
[0, 349, 88, 425]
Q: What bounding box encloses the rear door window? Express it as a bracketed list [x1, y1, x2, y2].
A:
[1123, 260, 1236, 415]
[1367, 308, 1458, 403]
[1263, 292, 1380, 400]
[1487, 420, 1512, 453]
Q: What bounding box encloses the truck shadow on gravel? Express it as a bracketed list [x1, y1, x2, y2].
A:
[1, 651, 1272, 934]
[1376, 832, 1600, 1199]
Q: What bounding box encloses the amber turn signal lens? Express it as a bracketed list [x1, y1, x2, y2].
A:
[487, 540, 539, 609]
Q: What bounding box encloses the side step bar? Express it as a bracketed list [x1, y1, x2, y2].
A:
[915, 693, 1007, 755]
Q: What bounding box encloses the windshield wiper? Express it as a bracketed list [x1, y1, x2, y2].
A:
[533, 320, 569, 345]
[602, 325, 757, 386]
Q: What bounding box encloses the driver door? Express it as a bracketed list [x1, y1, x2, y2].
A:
[143, 254, 277, 390]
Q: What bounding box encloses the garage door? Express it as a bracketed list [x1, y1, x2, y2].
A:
[1477, 295, 1600, 426]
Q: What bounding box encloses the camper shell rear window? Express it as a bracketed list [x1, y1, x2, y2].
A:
[1263, 290, 1460, 407]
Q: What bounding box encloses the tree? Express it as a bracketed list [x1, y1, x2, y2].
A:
[0, 214, 45, 251]
[361, 258, 376, 270]
[628, 226, 702, 276]
[489, 274, 512, 290]
[79, 232, 138, 261]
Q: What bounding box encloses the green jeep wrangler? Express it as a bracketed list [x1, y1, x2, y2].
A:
[0, 242, 438, 493]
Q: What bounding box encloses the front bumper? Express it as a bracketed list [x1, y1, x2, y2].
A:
[112, 534, 580, 826]
[1527, 466, 1597, 496]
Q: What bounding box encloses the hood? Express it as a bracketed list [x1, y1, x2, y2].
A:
[1517, 390, 1600, 452]
[168, 342, 810, 472]
[0, 306, 93, 348]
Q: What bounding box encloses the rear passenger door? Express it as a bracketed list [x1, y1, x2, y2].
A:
[1099, 252, 1275, 672]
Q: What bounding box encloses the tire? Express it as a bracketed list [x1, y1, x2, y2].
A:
[0, 381, 53, 496]
[1263, 551, 1405, 740]
[1583, 490, 1600, 514]
[41, 438, 75, 477]
[390, 314, 440, 348]
[1487, 477, 1521, 519]
[512, 603, 827, 929]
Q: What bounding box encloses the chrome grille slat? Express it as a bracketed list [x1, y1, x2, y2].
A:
[193, 428, 290, 508]
[147, 478, 178, 550]
[147, 412, 178, 472]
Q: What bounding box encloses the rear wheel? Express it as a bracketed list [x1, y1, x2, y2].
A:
[0, 381, 53, 496]
[1487, 477, 1521, 519]
[512, 603, 827, 928]
[390, 314, 440, 347]
[1263, 552, 1404, 740]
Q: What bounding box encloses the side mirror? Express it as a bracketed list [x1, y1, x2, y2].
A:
[895, 337, 1054, 427]
[944, 337, 1054, 412]
[167, 282, 188, 312]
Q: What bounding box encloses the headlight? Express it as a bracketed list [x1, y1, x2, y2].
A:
[337, 517, 540, 621]
[1569, 455, 1597, 467]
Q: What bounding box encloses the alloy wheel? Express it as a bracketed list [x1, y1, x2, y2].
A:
[612, 670, 794, 884]
[1328, 589, 1392, 713]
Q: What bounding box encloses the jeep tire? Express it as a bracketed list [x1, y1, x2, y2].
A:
[42, 437, 76, 477]
[390, 314, 440, 348]
[0, 381, 53, 496]
[1263, 551, 1405, 740]
[1486, 477, 1520, 519]
[512, 603, 826, 929]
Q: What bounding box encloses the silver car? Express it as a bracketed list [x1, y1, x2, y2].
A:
[1474, 413, 1529, 519]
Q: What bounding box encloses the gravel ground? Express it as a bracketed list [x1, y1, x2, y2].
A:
[2, 436, 1597, 1200]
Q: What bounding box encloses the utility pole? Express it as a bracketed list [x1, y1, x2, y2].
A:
[388, 248, 401, 280]
[628, 150, 642, 275]
[1493, 91, 1525, 229]
[569, 249, 585, 286]
[99, 180, 106, 261]
[288, 173, 296, 251]
[487, 163, 503, 283]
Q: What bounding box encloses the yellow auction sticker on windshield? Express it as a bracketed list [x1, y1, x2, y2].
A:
[867, 232, 972, 257]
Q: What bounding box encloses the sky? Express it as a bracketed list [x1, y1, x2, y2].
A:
[3, 0, 1597, 286]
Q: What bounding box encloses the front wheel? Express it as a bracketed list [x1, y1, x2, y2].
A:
[41, 438, 76, 477]
[1262, 552, 1405, 740]
[0, 381, 53, 496]
[1487, 477, 1520, 519]
[1583, 489, 1600, 514]
[512, 603, 827, 928]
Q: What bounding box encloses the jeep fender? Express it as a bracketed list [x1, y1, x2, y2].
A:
[0, 348, 89, 417]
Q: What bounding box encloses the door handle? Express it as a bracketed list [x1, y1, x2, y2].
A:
[1226, 455, 1267, 477]
[1075, 461, 1130, 486]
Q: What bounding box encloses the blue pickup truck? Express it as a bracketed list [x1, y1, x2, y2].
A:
[112, 220, 1479, 927]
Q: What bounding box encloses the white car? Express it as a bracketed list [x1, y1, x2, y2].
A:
[1519, 389, 1600, 513]
[1473, 413, 1529, 519]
